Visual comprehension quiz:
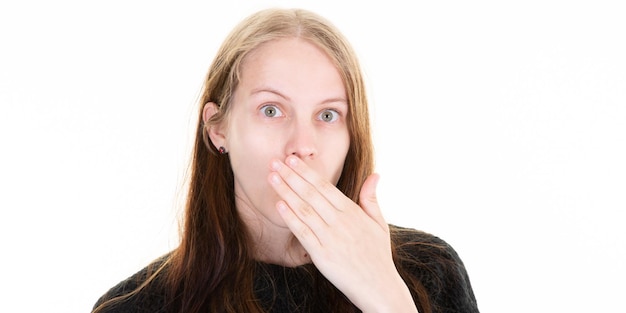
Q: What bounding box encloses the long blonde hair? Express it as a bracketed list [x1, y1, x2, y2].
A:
[94, 8, 433, 313]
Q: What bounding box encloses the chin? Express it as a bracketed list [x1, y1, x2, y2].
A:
[236, 199, 290, 231]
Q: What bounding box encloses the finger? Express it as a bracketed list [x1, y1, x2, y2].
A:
[268, 171, 329, 236]
[275, 200, 322, 251]
[271, 158, 338, 225]
[358, 173, 388, 230]
[282, 155, 353, 215]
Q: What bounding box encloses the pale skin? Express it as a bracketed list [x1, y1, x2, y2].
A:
[204, 38, 418, 312]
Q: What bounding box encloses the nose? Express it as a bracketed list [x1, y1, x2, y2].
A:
[285, 121, 317, 159]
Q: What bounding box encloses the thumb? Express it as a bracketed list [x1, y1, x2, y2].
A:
[359, 173, 387, 229]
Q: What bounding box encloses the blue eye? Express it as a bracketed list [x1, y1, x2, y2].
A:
[318, 109, 339, 123]
[261, 105, 283, 117]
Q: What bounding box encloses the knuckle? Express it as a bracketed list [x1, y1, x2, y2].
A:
[298, 203, 316, 217]
[319, 180, 335, 196]
[301, 184, 318, 201]
[295, 224, 310, 239]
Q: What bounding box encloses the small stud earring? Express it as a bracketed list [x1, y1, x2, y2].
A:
[218, 146, 227, 154]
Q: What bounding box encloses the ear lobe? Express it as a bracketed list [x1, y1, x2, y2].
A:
[202, 102, 226, 149]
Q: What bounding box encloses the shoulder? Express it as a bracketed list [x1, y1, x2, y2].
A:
[92, 255, 169, 313]
[390, 225, 479, 313]
[390, 225, 462, 264]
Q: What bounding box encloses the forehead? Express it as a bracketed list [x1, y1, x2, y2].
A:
[236, 38, 345, 95]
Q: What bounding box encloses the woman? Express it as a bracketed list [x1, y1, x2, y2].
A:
[93, 8, 479, 313]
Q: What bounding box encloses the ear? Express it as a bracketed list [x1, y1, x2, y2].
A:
[202, 102, 227, 149]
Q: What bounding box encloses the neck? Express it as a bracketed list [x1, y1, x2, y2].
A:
[235, 197, 311, 267]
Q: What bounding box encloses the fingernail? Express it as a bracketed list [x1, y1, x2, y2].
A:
[269, 173, 281, 185]
[276, 201, 288, 213]
[270, 160, 282, 171]
[286, 156, 298, 167]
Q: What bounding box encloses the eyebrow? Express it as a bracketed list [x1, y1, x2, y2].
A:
[250, 87, 291, 101]
[250, 87, 348, 107]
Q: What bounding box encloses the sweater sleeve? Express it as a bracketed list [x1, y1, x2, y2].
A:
[391, 225, 479, 313]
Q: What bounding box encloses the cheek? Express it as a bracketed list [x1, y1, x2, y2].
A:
[236, 121, 281, 145]
[325, 129, 351, 183]
[334, 133, 350, 162]
[227, 125, 279, 174]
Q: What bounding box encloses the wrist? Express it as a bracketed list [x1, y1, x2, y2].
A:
[362, 273, 419, 313]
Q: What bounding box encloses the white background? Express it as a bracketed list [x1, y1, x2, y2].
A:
[1, 1, 624, 312]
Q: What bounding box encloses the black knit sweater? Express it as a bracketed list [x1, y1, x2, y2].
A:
[93, 226, 479, 313]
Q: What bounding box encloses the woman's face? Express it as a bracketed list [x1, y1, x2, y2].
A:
[222, 38, 350, 228]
